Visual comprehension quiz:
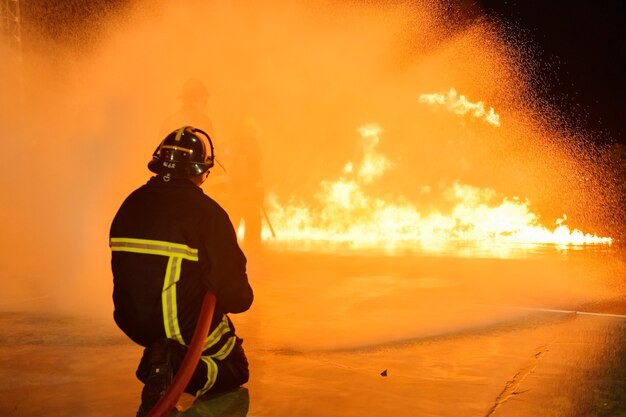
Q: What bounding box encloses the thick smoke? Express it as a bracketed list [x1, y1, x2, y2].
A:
[0, 0, 619, 317]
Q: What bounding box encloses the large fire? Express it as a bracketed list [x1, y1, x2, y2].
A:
[259, 89, 612, 254]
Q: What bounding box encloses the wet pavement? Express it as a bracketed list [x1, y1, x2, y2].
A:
[0, 248, 624, 416]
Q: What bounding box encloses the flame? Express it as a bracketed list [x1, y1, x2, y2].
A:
[262, 118, 612, 254]
[419, 88, 501, 126]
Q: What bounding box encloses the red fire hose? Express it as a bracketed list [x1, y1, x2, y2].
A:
[147, 291, 217, 417]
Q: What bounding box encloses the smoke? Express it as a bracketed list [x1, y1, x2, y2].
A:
[0, 0, 620, 318]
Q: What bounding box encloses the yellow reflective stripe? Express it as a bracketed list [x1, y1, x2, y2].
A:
[195, 357, 218, 397]
[162, 257, 185, 344]
[110, 237, 198, 261]
[161, 256, 185, 345]
[171, 260, 184, 342]
[210, 336, 236, 361]
[110, 237, 198, 345]
[194, 337, 236, 397]
[202, 315, 231, 351]
[174, 126, 186, 142]
[162, 257, 174, 339]
[161, 144, 193, 153]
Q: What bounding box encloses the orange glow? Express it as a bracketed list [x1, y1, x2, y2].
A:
[0, 6, 624, 416]
[0, 0, 620, 316]
[419, 88, 501, 126]
[264, 116, 612, 253]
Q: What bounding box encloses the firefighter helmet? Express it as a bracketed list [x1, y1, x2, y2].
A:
[148, 126, 214, 178]
[178, 78, 209, 100]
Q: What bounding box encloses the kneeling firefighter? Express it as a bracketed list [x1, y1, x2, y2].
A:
[109, 126, 254, 416]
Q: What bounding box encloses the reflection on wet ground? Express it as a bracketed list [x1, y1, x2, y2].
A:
[0, 247, 624, 416]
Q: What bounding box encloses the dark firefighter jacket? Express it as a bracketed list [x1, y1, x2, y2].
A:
[110, 176, 253, 358]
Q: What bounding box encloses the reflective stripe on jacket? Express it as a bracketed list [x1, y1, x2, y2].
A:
[109, 176, 253, 361]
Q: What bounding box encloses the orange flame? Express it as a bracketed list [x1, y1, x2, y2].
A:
[263, 115, 612, 254]
[419, 88, 501, 126]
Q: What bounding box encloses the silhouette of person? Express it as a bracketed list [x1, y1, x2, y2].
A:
[161, 78, 228, 202]
[110, 127, 253, 416]
[161, 78, 216, 139]
[224, 118, 265, 247]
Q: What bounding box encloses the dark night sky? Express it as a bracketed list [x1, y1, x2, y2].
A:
[477, 1, 626, 147]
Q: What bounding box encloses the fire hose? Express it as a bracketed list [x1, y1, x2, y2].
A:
[147, 291, 217, 417]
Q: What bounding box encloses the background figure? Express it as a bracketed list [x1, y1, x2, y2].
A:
[161, 78, 216, 139]
[161, 78, 228, 202]
[226, 118, 265, 247]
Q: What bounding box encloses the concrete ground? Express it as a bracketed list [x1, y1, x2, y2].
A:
[1, 249, 624, 416]
[0, 309, 624, 417]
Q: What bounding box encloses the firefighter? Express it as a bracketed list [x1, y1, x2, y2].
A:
[161, 78, 216, 139]
[109, 126, 254, 416]
[224, 118, 265, 247]
[160, 78, 228, 203]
